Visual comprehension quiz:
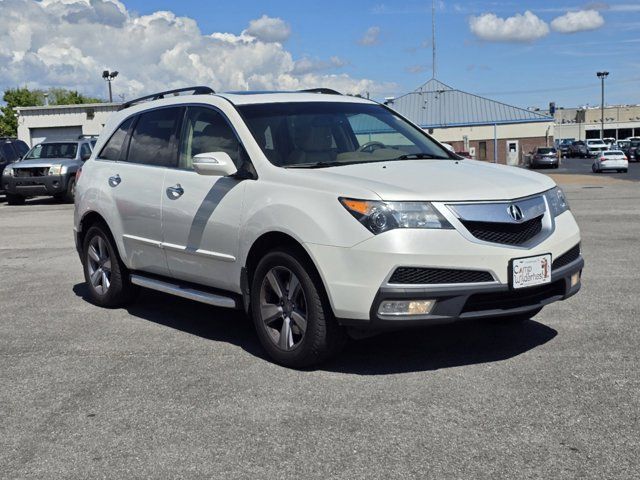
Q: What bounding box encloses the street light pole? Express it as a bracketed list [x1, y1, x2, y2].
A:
[596, 71, 609, 140]
[102, 70, 119, 103]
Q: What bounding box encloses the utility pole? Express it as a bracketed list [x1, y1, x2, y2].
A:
[102, 70, 119, 103]
[432, 0, 436, 78]
[596, 71, 609, 140]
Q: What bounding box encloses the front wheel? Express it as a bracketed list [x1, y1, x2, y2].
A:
[63, 176, 76, 203]
[82, 223, 137, 308]
[250, 249, 346, 368]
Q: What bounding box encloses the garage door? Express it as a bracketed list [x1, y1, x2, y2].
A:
[30, 126, 83, 146]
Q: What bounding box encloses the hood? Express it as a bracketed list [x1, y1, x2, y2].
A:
[299, 159, 556, 202]
[12, 158, 80, 169]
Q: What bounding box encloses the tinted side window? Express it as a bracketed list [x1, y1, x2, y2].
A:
[15, 141, 29, 157]
[1, 143, 17, 162]
[99, 117, 134, 161]
[81, 143, 92, 159]
[128, 107, 182, 168]
[179, 107, 240, 170]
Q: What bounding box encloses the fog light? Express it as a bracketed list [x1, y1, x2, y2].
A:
[378, 299, 435, 317]
[571, 271, 581, 287]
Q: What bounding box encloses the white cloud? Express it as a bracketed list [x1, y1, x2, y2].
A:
[243, 14, 291, 43]
[551, 10, 605, 33]
[292, 56, 347, 75]
[469, 11, 550, 42]
[358, 26, 381, 46]
[0, 1, 394, 99]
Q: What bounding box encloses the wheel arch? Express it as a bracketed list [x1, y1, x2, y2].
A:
[77, 211, 115, 254]
[242, 231, 335, 316]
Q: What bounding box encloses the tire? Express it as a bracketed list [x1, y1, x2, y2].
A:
[63, 176, 76, 203]
[592, 164, 597, 173]
[250, 249, 347, 368]
[6, 193, 25, 205]
[623, 169, 628, 173]
[82, 223, 138, 308]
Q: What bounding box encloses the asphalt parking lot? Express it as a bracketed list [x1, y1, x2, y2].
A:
[1, 165, 639, 479]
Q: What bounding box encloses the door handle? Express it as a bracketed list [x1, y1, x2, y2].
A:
[108, 174, 121, 187]
[166, 184, 184, 200]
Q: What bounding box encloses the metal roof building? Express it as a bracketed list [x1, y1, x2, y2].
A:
[387, 79, 555, 165]
[388, 78, 551, 128]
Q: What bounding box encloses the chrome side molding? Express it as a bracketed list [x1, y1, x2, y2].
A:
[130, 274, 237, 309]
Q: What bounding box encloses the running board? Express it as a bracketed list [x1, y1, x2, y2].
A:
[130, 274, 238, 309]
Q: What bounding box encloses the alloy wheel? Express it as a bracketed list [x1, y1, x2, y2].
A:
[87, 236, 112, 295]
[259, 266, 308, 351]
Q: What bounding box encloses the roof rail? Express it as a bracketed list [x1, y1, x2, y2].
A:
[118, 86, 215, 111]
[299, 88, 342, 95]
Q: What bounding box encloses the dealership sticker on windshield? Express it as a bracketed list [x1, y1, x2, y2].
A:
[512, 254, 552, 289]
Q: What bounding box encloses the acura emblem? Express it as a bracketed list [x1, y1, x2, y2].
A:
[508, 204, 524, 221]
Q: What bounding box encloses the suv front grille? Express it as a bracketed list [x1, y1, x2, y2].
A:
[462, 280, 565, 313]
[552, 244, 581, 270]
[14, 167, 49, 177]
[388, 267, 494, 285]
[460, 215, 543, 246]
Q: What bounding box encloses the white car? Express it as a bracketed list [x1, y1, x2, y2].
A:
[585, 139, 608, 158]
[592, 150, 628, 173]
[74, 87, 583, 367]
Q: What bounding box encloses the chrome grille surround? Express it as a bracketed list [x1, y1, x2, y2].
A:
[443, 193, 554, 248]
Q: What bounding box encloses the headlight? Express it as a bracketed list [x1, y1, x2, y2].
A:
[2, 167, 13, 177]
[545, 187, 570, 217]
[339, 198, 453, 234]
[48, 165, 63, 175]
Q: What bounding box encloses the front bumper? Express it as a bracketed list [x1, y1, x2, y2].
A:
[3, 174, 67, 196]
[306, 211, 581, 323]
[350, 257, 582, 328]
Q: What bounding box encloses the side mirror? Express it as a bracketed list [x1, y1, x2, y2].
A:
[192, 152, 238, 177]
[81, 153, 91, 161]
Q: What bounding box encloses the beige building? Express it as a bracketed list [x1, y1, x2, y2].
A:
[16, 103, 120, 146]
[554, 105, 640, 141]
[387, 78, 555, 165]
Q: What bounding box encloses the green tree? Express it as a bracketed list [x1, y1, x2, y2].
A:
[0, 88, 44, 137]
[0, 87, 103, 137]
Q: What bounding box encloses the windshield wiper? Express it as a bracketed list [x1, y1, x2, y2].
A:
[286, 161, 346, 169]
[395, 153, 450, 160]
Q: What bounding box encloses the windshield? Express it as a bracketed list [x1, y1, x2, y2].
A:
[237, 102, 452, 168]
[587, 140, 605, 145]
[25, 143, 78, 159]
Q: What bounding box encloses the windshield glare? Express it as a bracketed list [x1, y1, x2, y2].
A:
[238, 102, 451, 167]
[25, 143, 78, 159]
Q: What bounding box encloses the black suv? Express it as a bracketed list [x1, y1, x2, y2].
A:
[0, 138, 30, 194]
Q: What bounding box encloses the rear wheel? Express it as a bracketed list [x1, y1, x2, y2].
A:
[250, 249, 346, 368]
[6, 193, 25, 205]
[82, 223, 137, 308]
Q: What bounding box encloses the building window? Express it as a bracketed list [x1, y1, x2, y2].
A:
[479, 141, 487, 161]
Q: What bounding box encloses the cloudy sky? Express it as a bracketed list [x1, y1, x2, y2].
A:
[1, 0, 639, 108]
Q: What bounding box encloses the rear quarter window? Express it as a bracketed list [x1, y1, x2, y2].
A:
[98, 117, 134, 161]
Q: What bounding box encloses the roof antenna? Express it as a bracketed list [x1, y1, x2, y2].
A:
[432, 0, 436, 79]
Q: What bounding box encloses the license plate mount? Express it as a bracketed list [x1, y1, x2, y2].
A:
[510, 253, 552, 289]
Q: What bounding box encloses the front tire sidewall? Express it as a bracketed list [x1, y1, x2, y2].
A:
[250, 250, 341, 368]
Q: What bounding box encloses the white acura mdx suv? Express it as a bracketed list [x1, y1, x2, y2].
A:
[74, 86, 583, 367]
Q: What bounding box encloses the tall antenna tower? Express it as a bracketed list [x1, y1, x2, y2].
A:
[432, 0, 436, 78]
